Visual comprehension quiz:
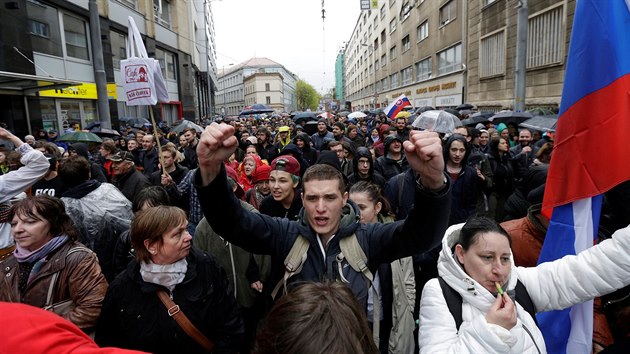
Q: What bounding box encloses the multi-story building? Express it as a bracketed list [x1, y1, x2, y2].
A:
[466, 0, 575, 111]
[344, 0, 575, 112]
[216, 57, 298, 116]
[334, 48, 345, 102]
[0, 0, 218, 137]
[243, 72, 284, 111]
[344, 0, 465, 111]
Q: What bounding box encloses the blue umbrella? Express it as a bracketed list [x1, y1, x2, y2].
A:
[239, 104, 274, 116]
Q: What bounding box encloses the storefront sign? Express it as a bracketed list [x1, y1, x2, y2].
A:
[414, 98, 433, 107]
[415, 81, 458, 95]
[39, 83, 117, 100]
[435, 94, 462, 107]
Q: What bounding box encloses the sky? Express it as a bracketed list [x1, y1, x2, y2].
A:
[211, 0, 362, 94]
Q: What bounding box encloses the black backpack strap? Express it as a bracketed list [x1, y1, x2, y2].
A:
[438, 277, 463, 331]
[515, 280, 538, 326]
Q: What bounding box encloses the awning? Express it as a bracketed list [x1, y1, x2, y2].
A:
[0, 71, 81, 95]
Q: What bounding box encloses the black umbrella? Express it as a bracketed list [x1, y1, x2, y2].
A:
[443, 108, 462, 119]
[415, 106, 435, 114]
[91, 128, 121, 138]
[120, 117, 151, 128]
[303, 121, 320, 135]
[239, 104, 274, 116]
[489, 111, 533, 125]
[456, 103, 475, 111]
[292, 112, 317, 124]
[519, 115, 558, 132]
[461, 112, 494, 127]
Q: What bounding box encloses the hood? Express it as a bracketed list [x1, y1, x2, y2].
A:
[438, 223, 518, 313]
[70, 143, 89, 159]
[297, 198, 361, 237]
[443, 134, 471, 166]
[378, 124, 391, 137]
[280, 143, 304, 160]
[383, 135, 402, 153]
[352, 147, 374, 177]
[293, 132, 312, 149]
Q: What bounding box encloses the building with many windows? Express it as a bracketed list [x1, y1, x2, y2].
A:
[343, 0, 576, 112]
[466, 0, 574, 110]
[216, 57, 298, 116]
[0, 0, 218, 137]
[344, 0, 465, 111]
[334, 48, 345, 102]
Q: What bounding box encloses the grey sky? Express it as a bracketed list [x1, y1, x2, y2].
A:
[212, 0, 361, 94]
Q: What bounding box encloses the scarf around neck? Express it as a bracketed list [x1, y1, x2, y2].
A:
[140, 258, 188, 291]
[14, 235, 69, 264]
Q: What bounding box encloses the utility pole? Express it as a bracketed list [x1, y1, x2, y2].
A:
[89, 0, 111, 129]
[514, 0, 528, 112]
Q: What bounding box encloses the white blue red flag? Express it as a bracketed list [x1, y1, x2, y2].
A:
[536, 1, 630, 353]
[384, 94, 411, 119]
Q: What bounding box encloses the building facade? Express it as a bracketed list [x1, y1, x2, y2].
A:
[335, 49, 345, 102]
[243, 72, 284, 111]
[343, 0, 575, 112]
[216, 57, 298, 116]
[0, 0, 218, 137]
[466, 0, 574, 111]
[344, 0, 465, 111]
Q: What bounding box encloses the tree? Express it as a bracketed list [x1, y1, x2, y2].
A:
[295, 80, 321, 111]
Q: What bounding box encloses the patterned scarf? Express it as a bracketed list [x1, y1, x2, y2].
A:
[140, 258, 188, 292]
[14, 235, 69, 285]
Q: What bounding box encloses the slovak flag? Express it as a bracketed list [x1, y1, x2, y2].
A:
[384, 94, 411, 119]
[536, 1, 630, 353]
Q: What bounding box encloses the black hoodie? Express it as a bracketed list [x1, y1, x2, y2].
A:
[293, 133, 318, 167]
[347, 147, 386, 189]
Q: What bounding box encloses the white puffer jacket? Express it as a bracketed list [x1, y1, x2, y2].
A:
[418, 223, 630, 353]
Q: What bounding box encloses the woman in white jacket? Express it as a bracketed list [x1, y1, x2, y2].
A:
[419, 216, 630, 353]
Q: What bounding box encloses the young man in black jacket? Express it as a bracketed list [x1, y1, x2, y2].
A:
[194, 123, 451, 306]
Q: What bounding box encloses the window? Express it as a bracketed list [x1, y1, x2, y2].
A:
[401, 66, 413, 85]
[110, 31, 127, 70]
[381, 29, 386, 43]
[390, 46, 397, 60]
[63, 14, 89, 60]
[369, 64, 373, 74]
[382, 77, 389, 90]
[415, 57, 432, 81]
[527, 6, 564, 68]
[390, 73, 399, 88]
[116, 0, 137, 9]
[400, 2, 412, 22]
[266, 96, 271, 105]
[375, 80, 382, 92]
[27, 1, 62, 57]
[374, 38, 378, 51]
[153, 0, 171, 28]
[375, 58, 380, 70]
[368, 25, 372, 34]
[265, 83, 270, 91]
[389, 18, 397, 33]
[417, 20, 428, 42]
[389, 0, 396, 8]
[484, 0, 497, 6]
[380, 4, 386, 19]
[440, 0, 457, 26]
[437, 44, 462, 75]
[381, 54, 387, 66]
[402, 35, 410, 52]
[156, 48, 177, 80]
[480, 30, 506, 77]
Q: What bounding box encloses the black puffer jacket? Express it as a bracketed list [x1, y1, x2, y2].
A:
[95, 248, 244, 353]
[195, 166, 451, 305]
[375, 135, 409, 181]
[112, 169, 151, 203]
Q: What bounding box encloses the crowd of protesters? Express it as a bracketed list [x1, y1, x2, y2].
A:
[0, 106, 630, 354]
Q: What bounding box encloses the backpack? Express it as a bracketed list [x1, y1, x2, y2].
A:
[437, 276, 538, 331]
[272, 234, 381, 346]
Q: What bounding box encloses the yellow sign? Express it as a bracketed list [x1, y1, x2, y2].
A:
[372, 0, 379, 9]
[39, 83, 117, 100]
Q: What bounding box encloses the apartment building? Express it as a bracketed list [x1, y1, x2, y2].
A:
[466, 0, 575, 111]
[344, 0, 465, 111]
[216, 57, 298, 116]
[0, 0, 218, 137]
[344, 0, 576, 113]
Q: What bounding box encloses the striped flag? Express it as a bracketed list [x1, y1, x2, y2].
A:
[384, 94, 411, 119]
[536, 1, 630, 353]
